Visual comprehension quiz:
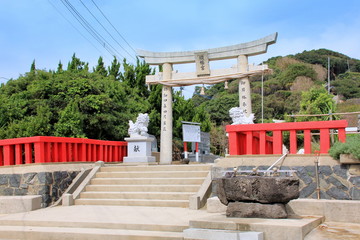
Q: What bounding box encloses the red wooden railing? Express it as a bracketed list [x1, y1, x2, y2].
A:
[226, 120, 348, 155]
[0, 136, 127, 166]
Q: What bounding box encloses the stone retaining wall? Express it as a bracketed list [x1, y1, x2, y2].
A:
[0, 171, 79, 207]
[212, 164, 360, 200]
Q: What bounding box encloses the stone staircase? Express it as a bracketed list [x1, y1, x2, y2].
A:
[0, 164, 214, 240]
[75, 164, 211, 208]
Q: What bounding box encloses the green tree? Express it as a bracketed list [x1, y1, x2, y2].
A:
[94, 56, 107, 77]
[296, 87, 336, 121]
[108, 56, 121, 80]
[30, 60, 36, 73]
[332, 72, 360, 99]
[54, 99, 85, 138]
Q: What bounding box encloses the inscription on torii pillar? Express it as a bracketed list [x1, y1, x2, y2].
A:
[138, 33, 278, 164]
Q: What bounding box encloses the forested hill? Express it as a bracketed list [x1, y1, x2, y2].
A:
[0, 49, 359, 155]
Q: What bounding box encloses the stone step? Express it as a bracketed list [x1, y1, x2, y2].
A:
[101, 165, 211, 172]
[0, 219, 187, 233]
[96, 171, 209, 178]
[91, 178, 205, 185]
[86, 184, 201, 192]
[80, 192, 195, 200]
[0, 225, 183, 240]
[75, 199, 189, 208]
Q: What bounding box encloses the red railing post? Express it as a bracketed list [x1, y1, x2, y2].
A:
[45, 142, 52, 163]
[15, 144, 22, 165]
[114, 146, 119, 162]
[3, 145, 14, 165]
[73, 143, 78, 161]
[99, 145, 104, 161]
[0, 147, 4, 166]
[320, 128, 330, 153]
[289, 130, 297, 154]
[259, 131, 266, 154]
[246, 132, 253, 154]
[304, 129, 312, 154]
[338, 128, 346, 143]
[228, 132, 240, 155]
[87, 144, 92, 162]
[273, 130, 283, 154]
[34, 142, 45, 163]
[25, 143, 32, 164]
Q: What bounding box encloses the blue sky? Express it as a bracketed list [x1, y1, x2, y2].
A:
[1, 0, 360, 97]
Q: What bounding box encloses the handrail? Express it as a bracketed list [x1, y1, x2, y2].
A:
[226, 120, 348, 155]
[0, 136, 127, 166]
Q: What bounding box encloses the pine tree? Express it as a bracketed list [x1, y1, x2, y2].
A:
[57, 61, 63, 73]
[94, 56, 107, 77]
[108, 56, 121, 80]
[30, 60, 36, 73]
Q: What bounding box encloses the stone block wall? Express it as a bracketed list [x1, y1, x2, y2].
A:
[212, 164, 360, 201]
[0, 171, 79, 207]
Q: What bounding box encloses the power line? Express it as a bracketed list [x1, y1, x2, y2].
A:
[78, 0, 136, 61]
[48, 0, 108, 60]
[60, 0, 125, 59]
[91, 0, 138, 56]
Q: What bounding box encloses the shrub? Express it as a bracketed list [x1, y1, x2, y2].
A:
[329, 135, 360, 160]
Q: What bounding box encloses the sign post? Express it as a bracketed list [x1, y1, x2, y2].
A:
[182, 121, 201, 162]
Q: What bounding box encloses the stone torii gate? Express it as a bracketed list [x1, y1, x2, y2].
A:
[137, 33, 278, 164]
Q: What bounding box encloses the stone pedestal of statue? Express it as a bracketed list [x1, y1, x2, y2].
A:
[123, 136, 156, 163]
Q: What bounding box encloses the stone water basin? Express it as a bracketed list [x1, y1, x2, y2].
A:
[214, 176, 300, 218]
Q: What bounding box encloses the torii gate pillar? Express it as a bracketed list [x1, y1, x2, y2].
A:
[238, 55, 252, 116]
[160, 63, 173, 164]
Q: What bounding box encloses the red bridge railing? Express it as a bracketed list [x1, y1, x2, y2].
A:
[0, 136, 127, 166]
[226, 120, 348, 155]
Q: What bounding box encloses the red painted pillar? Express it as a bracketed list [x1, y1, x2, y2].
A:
[0, 147, 3, 166]
[73, 143, 78, 161]
[61, 142, 67, 162]
[34, 142, 45, 163]
[25, 143, 32, 164]
[228, 132, 240, 155]
[109, 146, 113, 162]
[53, 143, 59, 162]
[87, 144, 92, 162]
[15, 144, 22, 165]
[3, 145, 14, 166]
[99, 145, 104, 161]
[80, 143, 87, 162]
[289, 130, 297, 154]
[273, 130, 283, 154]
[338, 128, 346, 143]
[45, 143, 52, 163]
[91, 144, 96, 162]
[114, 146, 119, 162]
[320, 128, 330, 153]
[245, 131, 253, 155]
[104, 146, 108, 162]
[304, 130, 312, 154]
[259, 131, 266, 154]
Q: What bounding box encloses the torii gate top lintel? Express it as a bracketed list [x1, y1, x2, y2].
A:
[137, 32, 277, 65]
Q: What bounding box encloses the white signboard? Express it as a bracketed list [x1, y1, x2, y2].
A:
[182, 124, 201, 142]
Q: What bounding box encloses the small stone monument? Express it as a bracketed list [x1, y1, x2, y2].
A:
[123, 113, 156, 163]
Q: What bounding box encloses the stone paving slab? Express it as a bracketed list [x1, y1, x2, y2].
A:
[189, 214, 324, 240]
[0, 205, 218, 229]
[304, 222, 360, 240]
